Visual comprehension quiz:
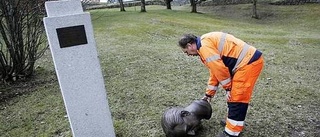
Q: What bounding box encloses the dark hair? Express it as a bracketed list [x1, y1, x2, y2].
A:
[178, 34, 197, 49]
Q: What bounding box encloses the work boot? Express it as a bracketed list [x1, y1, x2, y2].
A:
[220, 119, 226, 127]
[217, 131, 230, 137]
[217, 131, 238, 137]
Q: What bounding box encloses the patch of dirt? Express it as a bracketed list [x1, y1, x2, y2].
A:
[0, 70, 57, 103]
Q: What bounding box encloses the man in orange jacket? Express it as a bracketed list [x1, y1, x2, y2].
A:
[178, 32, 264, 137]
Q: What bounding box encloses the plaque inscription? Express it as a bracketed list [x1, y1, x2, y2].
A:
[56, 25, 88, 48]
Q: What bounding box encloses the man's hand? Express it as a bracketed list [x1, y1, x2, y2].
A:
[226, 90, 231, 101]
[202, 95, 212, 102]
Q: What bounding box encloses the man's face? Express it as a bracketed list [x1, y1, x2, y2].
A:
[182, 43, 199, 56]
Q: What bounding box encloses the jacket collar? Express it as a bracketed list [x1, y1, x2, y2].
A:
[196, 37, 201, 50]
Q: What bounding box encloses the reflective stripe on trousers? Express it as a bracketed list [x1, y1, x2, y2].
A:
[225, 103, 248, 136]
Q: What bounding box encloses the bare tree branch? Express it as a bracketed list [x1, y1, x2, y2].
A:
[0, 0, 48, 82]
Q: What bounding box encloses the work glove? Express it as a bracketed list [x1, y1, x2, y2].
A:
[202, 94, 212, 102]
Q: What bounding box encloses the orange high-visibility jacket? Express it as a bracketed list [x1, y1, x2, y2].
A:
[196, 32, 262, 97]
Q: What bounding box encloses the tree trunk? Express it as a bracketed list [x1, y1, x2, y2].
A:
[119, 0, 125, 11]
[252, 0, 259, 19]
[190, 0, 197, 13]
[166, 0, 172, 9]
[141, 0, 146, 12]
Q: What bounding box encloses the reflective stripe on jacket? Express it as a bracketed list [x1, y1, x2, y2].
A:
[196, 32, 261, 96]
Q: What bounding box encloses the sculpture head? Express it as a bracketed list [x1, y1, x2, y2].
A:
[184, 99, 212, 120]
[161, 100, 212, 137]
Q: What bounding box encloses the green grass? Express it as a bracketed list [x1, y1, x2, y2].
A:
[1, 4, 320, 137]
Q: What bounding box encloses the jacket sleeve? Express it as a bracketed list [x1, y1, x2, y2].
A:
[206, 58, 232, 90]
[205, 70, 219, 97]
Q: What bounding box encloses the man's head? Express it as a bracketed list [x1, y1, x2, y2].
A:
[178, 34, 199, 56]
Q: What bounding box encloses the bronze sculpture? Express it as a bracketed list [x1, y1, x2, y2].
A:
[161, 99, 212, 137]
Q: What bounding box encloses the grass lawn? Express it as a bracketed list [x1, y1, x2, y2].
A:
[1, 3, 320, 137]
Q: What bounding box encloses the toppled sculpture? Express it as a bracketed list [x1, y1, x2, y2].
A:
[161, 99, 212, 137]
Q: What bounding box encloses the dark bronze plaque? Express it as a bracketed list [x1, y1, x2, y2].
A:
[56, 25, 88, 48]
